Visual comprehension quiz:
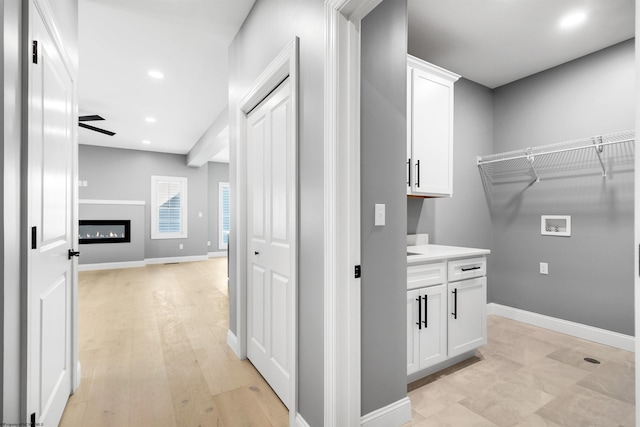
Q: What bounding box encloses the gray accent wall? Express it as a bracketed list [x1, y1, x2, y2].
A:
[207, 162, 229, 252]
[228, 1, 325, 425]
[361, 0, 408, 416]
[408, 78, 494, 251]
[491, 40, 635, 335]
[78, 145, 209, 261]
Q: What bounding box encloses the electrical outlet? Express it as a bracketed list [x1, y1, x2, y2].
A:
[179, 244, 184, 250]
[207, 241, 211, 247]
[540, 262, 548, 275]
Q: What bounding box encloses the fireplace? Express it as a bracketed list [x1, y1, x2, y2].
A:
[79, 220, 131, 244]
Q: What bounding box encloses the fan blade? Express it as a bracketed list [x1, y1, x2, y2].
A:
[79, 115, 105, 122]
[79, 122, 116, 136]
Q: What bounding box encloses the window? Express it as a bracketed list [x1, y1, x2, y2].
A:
[218, 182, 230, 249]
[151, 175, 187, 239]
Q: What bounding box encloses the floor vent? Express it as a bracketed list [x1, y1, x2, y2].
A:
[583, 357, 601, 364]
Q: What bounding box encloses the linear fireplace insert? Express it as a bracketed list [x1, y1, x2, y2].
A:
[79, 220, 131, 244]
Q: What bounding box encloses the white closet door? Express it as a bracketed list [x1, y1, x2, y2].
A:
[247, 78, 293, 407]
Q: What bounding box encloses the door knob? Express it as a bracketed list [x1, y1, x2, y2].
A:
[254, 251, 260, 255]
[68, 249, 81, 260]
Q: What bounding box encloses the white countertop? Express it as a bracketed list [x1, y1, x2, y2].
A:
[407, 244, 490, 264]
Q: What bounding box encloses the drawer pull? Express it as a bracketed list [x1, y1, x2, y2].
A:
[451, 289, 458, 319]
[416, 296, 422, 330]
[423, 295, 428, 328]
[461, 266, 481, 272]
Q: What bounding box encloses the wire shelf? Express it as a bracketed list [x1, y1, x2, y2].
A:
[477, 130, 635, 184]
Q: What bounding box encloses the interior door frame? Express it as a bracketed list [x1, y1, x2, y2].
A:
[21, 0, 79, 421]
[235, 37, 299, 425]
[324, 1, 383, 425]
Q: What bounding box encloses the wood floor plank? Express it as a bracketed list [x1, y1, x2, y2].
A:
[62, 259, 287, 426]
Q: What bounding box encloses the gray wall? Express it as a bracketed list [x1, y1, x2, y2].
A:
[491, 39, 635, 335]
[361, 0, 408, 416]
[78, 204, 145, 264]
[207, 162, 229, 252]
[407, 77, 494, 251]
[228, 0, 325, 424]
[79, 145, 209, 260]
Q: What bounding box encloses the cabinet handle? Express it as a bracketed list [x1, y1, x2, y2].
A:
[461, 266, 481, 272]
[422, 295, 428, 328]
[407, 158, 411, 187]
[451, 289, 457, 319]
[415, 160, 421, 188]
[415, 296, 422, 330]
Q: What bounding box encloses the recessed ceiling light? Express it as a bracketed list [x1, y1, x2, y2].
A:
[148, 70, 164, 79]
[142, 140, 152, 145]
[145, 117, 156, 123]
[559, 11, 587, 30]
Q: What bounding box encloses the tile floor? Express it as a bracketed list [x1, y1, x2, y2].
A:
[405, 315, 635, 426]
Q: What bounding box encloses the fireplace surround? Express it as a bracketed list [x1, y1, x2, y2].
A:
[79, 220, 131, 244]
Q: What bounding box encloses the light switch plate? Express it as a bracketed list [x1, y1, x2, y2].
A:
[374, 204, 385, 226]
[540, 262, 548, 275]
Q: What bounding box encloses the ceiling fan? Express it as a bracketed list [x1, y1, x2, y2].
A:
[78, 115, 116, 136]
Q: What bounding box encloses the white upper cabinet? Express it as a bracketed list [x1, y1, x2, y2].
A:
[407, 56, 460, 197]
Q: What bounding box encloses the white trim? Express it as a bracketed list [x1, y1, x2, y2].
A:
[78, 261, 145, 271]
[360, 397, 412, 427]
[150, 175, 188, 240]
[218, 182, 230, 250]
[226, 329, 239, 357]
[325, 0, 383, 425]
[208, 251, 227, 258]
[235, 37, 299, 427]
[487, 303, 635, 352]
[144, 255, 208, 265]
[79, 199, 146, 205]
[295, 413, 312, 427]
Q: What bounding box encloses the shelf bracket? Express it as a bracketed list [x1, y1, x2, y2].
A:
[526, 149, 540, 183]
[593, 136, 607, 177]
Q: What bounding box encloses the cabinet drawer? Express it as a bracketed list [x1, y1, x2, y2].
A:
[408, 262, 447, 289]
[448, 257, 486, 281]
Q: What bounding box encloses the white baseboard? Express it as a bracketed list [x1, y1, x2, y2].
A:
[78, 261, 145, 271]
[208, 251, 227, 258]
[144, 255, 208, 265]
[79, 255, 210, 271]
[361, 396, 412, 427]
[227, 329, 239, 357]
[487, 303, 635, 352]
[295, 413, 311, 427]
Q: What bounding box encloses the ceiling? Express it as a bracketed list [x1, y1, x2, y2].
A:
[78, 0, 635, 157]
[78, 0, 255, 157]
[408, 0, 635, 89]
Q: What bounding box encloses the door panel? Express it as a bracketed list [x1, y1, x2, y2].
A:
[28, 7, 74, 426]
[247, 78, 293, 407]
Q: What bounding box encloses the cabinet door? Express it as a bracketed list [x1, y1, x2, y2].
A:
[448, 277, 487, 358]
[418, 284, 448, 370]
[407, 289, 421, 375]
[410, 67, 454, 197]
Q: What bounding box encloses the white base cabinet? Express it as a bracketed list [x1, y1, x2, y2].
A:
[407, 256, 487, 377]
[407, 284, 447, 375]
[448, 277, 487, 358]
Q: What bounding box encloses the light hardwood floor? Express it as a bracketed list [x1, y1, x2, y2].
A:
[60, 258, 288, 427]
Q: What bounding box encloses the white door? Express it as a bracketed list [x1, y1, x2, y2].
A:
[407, 289, 421, 374]
[419, 284, 448, 369]
[410, 67, 453, 196]
[448, 277, 487, 358]
[247, 78, 294, 407]
[27, 7, 75, 426]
